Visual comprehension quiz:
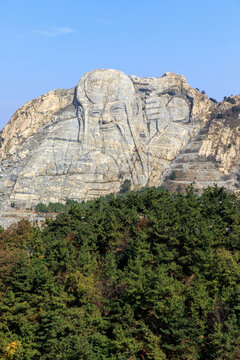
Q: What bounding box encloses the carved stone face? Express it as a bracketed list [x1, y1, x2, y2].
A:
[76, 69, 146, 150]
[87, 101, 128, 132]
[75, 69, 148, 188]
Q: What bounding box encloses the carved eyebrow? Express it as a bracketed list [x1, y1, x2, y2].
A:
[111, 104, 125, 110]
[112, 106, 123, 110]
[88, 108, 102, 117]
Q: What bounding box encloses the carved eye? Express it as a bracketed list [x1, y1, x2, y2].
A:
[89, 110, 101, 117]
[111, 105, 124, 112]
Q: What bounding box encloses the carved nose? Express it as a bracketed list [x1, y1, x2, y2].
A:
[100, 112, 113, 125]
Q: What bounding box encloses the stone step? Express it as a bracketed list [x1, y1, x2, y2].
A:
[194, 134, 208, 141]
[170, 162, 217, 171]
[162, 180, 237, 194]
[187, 140, 204, 145]
[182, 142, 202, 153]
[166, 179, 234, 185]
[167, 170, 226, 182]
[182, 147, 201, 154]
[174, 154, 209, 163]
[198, 128, 210, 135]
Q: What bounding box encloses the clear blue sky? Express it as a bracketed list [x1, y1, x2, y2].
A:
[1, 0, 240, 129]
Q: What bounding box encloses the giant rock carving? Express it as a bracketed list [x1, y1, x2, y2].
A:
[0, 69, 214, 210]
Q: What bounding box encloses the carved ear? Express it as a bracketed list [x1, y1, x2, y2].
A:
[133, 96, 142, 117]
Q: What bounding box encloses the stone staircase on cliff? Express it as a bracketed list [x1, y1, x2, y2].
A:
[162, 124, 237, 192]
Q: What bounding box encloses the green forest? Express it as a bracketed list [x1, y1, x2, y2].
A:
[0, 185, 239, 359]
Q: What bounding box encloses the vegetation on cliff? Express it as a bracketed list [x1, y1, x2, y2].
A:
[0, 185, 239, 359]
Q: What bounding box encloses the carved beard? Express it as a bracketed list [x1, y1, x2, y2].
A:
[82, 116, 146, 187]
[84, 118, 132, 165]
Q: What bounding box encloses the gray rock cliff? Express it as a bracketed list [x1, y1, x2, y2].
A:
[0, 68, 239, 226]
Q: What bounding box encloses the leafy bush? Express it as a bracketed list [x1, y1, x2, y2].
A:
[209, 97, 218, 103]
[35, 202, 48, 213]
[232, 105, 240, 114]
[216, 105, 240, 121]
[177, 184, 182, 192]
[35, 199, 80, 213]
[170, 171, 177, 180]
[120, 179, 131, 193]
[224, 96, 236, 104]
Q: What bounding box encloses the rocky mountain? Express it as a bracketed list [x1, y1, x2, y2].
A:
[0, 68, 239, 226]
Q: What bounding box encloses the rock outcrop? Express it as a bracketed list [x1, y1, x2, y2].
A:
[0, 68, 239, 226]
[199, 96, 240, 174]
[0, 88, 75, 160]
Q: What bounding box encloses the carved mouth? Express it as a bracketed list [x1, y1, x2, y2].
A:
[99, 123, 116, 131]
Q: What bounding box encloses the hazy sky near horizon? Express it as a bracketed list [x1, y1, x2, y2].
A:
[0, 0, 240, 129]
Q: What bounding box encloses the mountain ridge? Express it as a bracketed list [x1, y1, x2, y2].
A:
[0, 69, 239, 226]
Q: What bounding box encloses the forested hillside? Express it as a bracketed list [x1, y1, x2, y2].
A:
[0, 186, 239, 359]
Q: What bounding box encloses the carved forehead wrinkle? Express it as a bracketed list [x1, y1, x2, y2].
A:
[76, 69, 136, 106]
